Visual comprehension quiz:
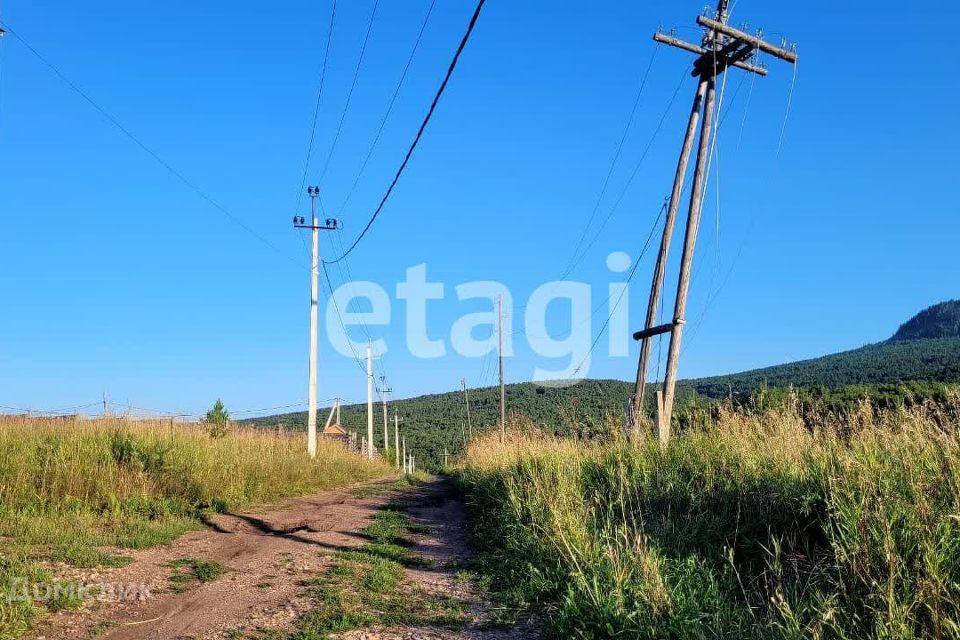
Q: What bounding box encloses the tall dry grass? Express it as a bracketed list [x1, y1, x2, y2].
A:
[457, 397, 960, 639]
[0, 416, 392, 639]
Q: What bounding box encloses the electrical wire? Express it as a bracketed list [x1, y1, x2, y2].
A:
[557, 63, 687, 281]
[332, 227, 374, 344]
[293, 0, 338, 261]
[571, 199, 666, 376]
[0, 401, 101, 415]
[336, 0, 437, 218]
[776, 58, 798, 156]
[295, 0, 338, 209]
[321, 262, 371, 374]
[324, 0, 487, 264]
[316, 0, 381, 186]
[0, 21, 304, 269]
[558, 46, 659, 280]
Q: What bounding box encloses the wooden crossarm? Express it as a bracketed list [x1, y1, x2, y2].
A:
[653, 32, 768, 76]
[696, 16, 798, 63]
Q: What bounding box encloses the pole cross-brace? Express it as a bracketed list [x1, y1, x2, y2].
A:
[693, 37, 756, 77]
[633, 323, 675, 341]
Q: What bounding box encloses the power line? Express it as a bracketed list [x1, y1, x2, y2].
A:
[324, 0, 488, 265]
[571, 199, 666, 376]
[336, 0, 437, 218]
[776, 58, 799, 156]
[0, 401, 101, 415]
[321, 261, 370, 374]
[558, 46, 659, 280]
[0, 21, 304, 269]
[559, 63, 687, 280]
[331, 227, 374, 344]
[316, 0, 381, 186]
[295, 0, 339, 216]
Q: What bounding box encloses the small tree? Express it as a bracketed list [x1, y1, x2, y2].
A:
[205, 399, 230, 438]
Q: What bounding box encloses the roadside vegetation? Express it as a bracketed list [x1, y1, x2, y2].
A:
[456, 392, 960, 639]
[231, 482, 466, 640]
[0, 416, 391, 640]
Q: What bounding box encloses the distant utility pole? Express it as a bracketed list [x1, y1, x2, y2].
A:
[393, 411, 402, 469]
[378, 377, 393, 452]
[102, 391, 109, 418]
[294, 186, 339, 458]
[366, 345, 375, 459]
[461, 377, 473, 441]
[498, 294, 506, 443]
[402, 436, 407, 474]
[631, 0, 797, 443]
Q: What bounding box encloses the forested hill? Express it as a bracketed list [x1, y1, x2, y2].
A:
[689, 337, 960, 397]
[241, 380, 636, 470]
[691, 300, 960, 396]
[891, 300, 960, 341]
[243, 302, 960, 467]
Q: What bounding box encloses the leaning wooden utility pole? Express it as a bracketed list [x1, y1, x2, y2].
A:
[631, 0, 797, 443]
[498, 294, 506, 443]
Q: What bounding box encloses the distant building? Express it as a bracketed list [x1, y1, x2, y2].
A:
[322, 423, 350, 446]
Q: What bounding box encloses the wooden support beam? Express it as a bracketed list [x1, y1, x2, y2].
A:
[653, 33, 768, 76]
[658, 75, 718, 442]
[633, 323, 675, 341]
[632, 76, 710, 440]
[696, 16, 798, 63]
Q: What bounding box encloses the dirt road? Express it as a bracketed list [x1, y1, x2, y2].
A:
[28, 477, 530, 640]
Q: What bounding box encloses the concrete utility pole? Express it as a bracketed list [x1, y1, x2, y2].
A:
[378, 377, 392, 453]
[631, 0, 797, 443]
[498, 294, 506, 443]
[294, 186, 339, 458]
[394, 411, 401, 469]
[366, 345, 375, 459]
[461, 378, 473, 441]
[402, 437, 407, 474]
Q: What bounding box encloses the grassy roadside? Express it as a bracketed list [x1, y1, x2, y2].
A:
[455, 398, 960, 639]
[0, 416, 392, 640]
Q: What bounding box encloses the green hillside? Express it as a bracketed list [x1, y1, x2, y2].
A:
[244, 302, 960, 468]
[242, 380, 634, 467]
[690, 337, 960, 397]
[891, 299, 960, 340]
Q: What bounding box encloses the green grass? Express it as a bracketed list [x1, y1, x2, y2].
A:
[456, 398, 960, 639]
[286, 505, 463, 639]
[168, 558, 228, 584]
[0, 416, 393, 639]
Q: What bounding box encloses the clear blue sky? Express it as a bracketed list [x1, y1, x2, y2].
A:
[0, 1, 957, 418]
